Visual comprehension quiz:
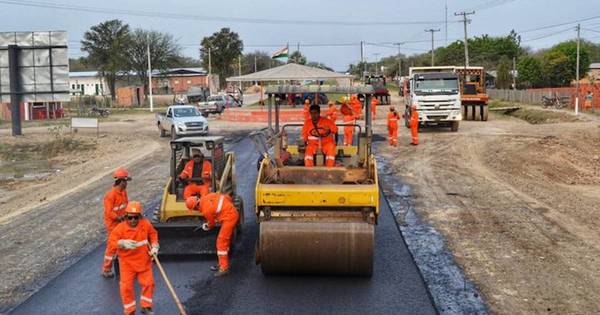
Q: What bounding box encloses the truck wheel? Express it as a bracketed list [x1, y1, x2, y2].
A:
[233, 195, 244, 234]
[451, 121, 459, 132]
[158, 124, 166, 137]
[482, 105, 489, 121]
[171, 126, 178, 140]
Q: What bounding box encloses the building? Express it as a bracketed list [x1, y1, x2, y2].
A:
[151, 68, 208, 94]
[69, 71, 108, 96]
[588, 63, 600, 82]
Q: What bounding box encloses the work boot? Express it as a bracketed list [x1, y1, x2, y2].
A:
[141, 308, 154, 315]
[101, 271, 114, 278]
[214, 268, 230, 277]
[210, 265, 220, 271]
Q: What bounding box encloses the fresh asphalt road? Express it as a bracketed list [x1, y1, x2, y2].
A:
[11, 137, 436, 315]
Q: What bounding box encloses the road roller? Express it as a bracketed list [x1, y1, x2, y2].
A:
[254, 85, 379, 276]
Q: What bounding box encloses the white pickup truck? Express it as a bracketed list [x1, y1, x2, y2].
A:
[156, 105, 209, 139]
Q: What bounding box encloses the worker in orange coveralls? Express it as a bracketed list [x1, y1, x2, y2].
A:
[340, 98, 355, 146]
[303, 98, 311, 121]
[409, 104, 419, 145]
[371, 97, 379, 119]
[301, 104, 338, 167]
[387, 106, 400, 146]
[325, 101, 338, 122]
[101, 167, 130, 278]
[105, 201, 159, 315]
[186, 193, 239, 276]
[179, 149, 212, 200]
[350, 94, 362, 119]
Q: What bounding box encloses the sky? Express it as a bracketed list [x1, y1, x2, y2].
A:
[0, 0, 599, 71]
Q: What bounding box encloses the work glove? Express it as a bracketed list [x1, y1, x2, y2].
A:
[201, 222, 210, 231]
[118, 239, 137, 250]
[149, 243, 159, 256]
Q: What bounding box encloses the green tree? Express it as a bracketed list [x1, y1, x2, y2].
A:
[200, 28, 243, 86]
[517, 56, 543, 88]
[495, 56, 513, 89]
[306, 61, 333, 72]
[171, 56, 202, 68]
[542, 50, 571, 87]
[69, 57, 96, 72]
[288, 51, 307, 65]
[128, 29, 181, 96]
[81, 19, 131, 100]
[548, 41, 590, 83]
[242, 51, 282, 74]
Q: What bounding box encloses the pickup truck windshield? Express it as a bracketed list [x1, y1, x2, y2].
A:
[414, 78, 459, 95]
[173, 107, 200, 117]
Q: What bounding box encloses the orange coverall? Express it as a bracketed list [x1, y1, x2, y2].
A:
[199, 193, 240, 271]
[387, 111, 400, 146]
[325, 104, 338, 122]
[410, 109, 419, 145]
[371, 98, 379, 118]
[350, 95, 362, 119]
[341, 103, 355, 146]
[301, 117, 338, 167]
[102, 187, 128, 272]
[180, 159, 212, 200]
[105, 219, 158, 315]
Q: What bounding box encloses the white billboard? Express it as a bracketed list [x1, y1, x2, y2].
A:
[0, 31, 70, 103]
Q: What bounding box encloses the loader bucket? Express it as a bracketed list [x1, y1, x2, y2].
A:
[153, 222, 219, 256]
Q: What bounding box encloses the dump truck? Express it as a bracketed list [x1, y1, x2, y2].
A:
[454, 66, 489, 121]
[152, 136, 244, 256]
[405, 66, 462, 131]
[254, 85, 379, 276]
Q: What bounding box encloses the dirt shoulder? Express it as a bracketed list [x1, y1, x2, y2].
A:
[376, 102, 600, 314]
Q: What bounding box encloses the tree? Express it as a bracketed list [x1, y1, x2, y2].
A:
[306, 61, 333, 72]
[288, 51, 307, 65]
[200, 28, 243, 86]
[69, 57, 95, 72]
[242, 51, 282, 74]
[517, 56, 543, 88]
[548, 41, 590, 83]
[128, 29, 181, 96]
[542, 50, 571, 87]
[495, 56, 512, 89]
[81, 19, 130, 100]
[171, 56, 202, 68]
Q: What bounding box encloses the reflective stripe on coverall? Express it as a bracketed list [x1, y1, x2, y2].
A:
[102, 187, 128, 272]
[180, 159, 212, 200]
[106, 219, 158, 315]
[301, 117, 338, 167]
[199, 193, 240, 271]
[387, 112, 399, 146]
[410, 110, 419, 145]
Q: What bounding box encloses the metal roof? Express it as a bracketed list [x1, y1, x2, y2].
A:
[226, 63, 352, 82]
[590, 63, 600, 69]
[264, 84, 375, 94]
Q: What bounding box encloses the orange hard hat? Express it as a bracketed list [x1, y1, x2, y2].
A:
[113, 167, 131, 180]
[185, 196, 200, 211]
[125, 201, 142, 214]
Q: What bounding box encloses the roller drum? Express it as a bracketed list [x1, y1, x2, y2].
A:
[257, 221, 374, 276]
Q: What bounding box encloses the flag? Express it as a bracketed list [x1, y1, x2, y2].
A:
[272, 46, 289, 59]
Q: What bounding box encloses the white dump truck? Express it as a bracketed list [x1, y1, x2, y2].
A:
[404, 66, 462, 131]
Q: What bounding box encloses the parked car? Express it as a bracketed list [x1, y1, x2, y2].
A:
[197, 94, 239, 116]
[156, 105, 209, 139]
[226, 87, 244, 106]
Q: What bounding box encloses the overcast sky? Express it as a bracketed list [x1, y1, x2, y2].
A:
[1, 0, 599, 71]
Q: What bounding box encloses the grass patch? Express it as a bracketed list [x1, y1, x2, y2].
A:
[0, 138, 95, 161]
[507, 108, 579, 124]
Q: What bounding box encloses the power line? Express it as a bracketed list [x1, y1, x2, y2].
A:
[517, 15, 600, 34]
[520, 27, 575, 42]
[0, 0, 456, 26]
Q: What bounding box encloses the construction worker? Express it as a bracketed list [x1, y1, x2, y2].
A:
[371, 97, 379, 119]
[409, 104, 419, 145]
[105, 201, 159, 315]
[325, 101, 338, 122]
[350, 95, 362, 119]
[185, 193, 239, 276]
[179, 149, 212, 200]
[102, 167, 131, 278]
[340, 98, 355, 146]
[387, 106, 400, 146]
[303, 98, 311, 121]
[302, 104, 338, 167]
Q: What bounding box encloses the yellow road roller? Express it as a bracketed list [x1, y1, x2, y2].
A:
[254, 85, 379, 276]
[152, 136, 244, 256]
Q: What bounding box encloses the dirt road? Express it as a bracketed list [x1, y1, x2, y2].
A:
[375, 103, 600, 314]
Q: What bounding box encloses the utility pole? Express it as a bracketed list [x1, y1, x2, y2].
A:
[208, 47, 212, 75]
[254, 54, 257, 72]
[146, 33, 153, 112]
[512, 56, 517, 89]
[374, 53, 381, 75]
[238, 55, 242, 89]
[425, 29, 440, 66]
[394, 42, 404, 77]
[575, 23, 581, 115]
[455, 11, 475, 67]
[360, 41, 365, 76]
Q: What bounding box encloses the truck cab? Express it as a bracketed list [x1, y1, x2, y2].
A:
[405, 67, 462, 131]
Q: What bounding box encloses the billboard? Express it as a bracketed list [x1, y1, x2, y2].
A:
[0, 31, 70, 103]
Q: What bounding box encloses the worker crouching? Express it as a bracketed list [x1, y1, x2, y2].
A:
[302, 104, 338, 167]
[105, 201, 159, 315]
[186, 193, 239, 276]
[102, 167, 131, 278]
